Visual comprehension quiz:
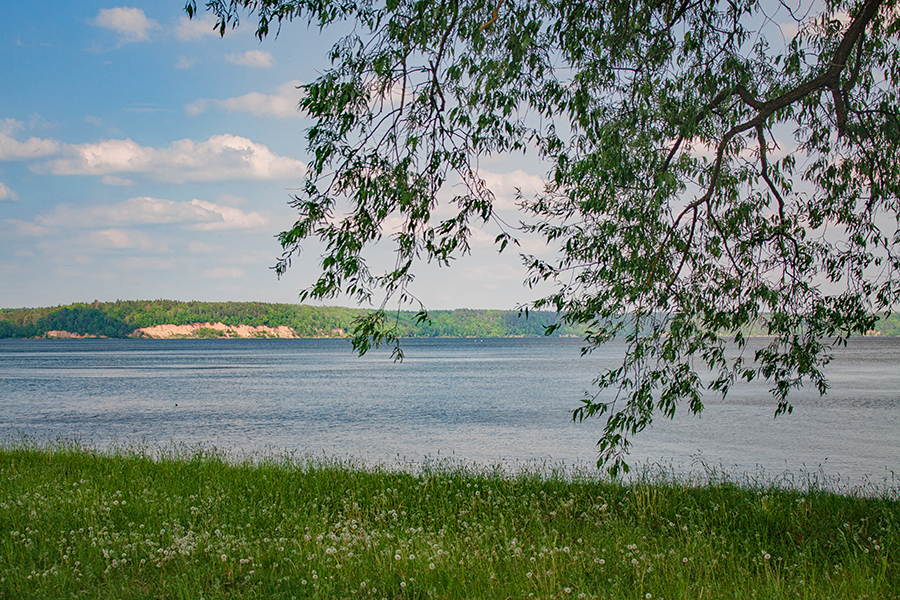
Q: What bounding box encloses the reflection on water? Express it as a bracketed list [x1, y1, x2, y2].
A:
[0, 337, 898, 486]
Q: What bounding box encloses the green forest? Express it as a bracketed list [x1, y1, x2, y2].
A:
[0, 301, 582, 339]
[2, 300, 899, 340]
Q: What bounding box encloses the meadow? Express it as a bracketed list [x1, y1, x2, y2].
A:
[0, 442, 897, 599]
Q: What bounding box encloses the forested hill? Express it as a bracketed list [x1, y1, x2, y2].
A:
[0, 301, 583, 339]
[3, 300, 899, 339]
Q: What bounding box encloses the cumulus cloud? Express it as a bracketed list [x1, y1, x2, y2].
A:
[225, 50, 275, 68]
[0, 118, 23, 135]
[2, 219, 51, 237]
[92, 7, 160, 43]
[35, 134, 306, 183]
[184, 99, 210, 116]
[173, 14, 220, 41]
[36, 196, 269, 231]
[101, 175, 135, 186]
[478, 170, 547, 210]
[0, 181, 18, 201]
[187, 80, 304, 118]
[0, 120, 60, 161]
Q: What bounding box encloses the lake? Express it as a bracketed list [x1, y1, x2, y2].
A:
[1, 336, 898, 489]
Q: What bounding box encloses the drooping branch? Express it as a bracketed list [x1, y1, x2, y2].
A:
[756, 124, 785, 222]
[646, 0, 885, 294]
[701, 0, 883, 205]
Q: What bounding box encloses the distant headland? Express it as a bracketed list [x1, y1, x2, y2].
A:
[0, 300, 583, 340]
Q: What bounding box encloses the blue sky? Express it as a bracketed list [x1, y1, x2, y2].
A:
[1, 2, 547, 310]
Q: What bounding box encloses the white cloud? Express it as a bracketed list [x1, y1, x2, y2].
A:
[36, 196, 268, 231]
[0, 128, 61, 161]
[92, 7, 160, 43]
[87, 228, 157, 250]
[184, 99, 210, 116]
[203, 267, 245, 278]
[101, 175, 135, 186]
[175, 55, 198, 70]
[218, 81, 304, 118]
[478, 170, 547, 210]
[225, 50, 275, 69]
[1, 219, 50, 237]
[173, 15, 220, 41]
[778, 21, 800, 42]
[188, 80, 304, 118]
[0, 181, 18, 201]
[14, 249, 35, 257]
[36, 134, 306, 183]
[0, 118, 23, 135]
[216, 193, 248, 206]
[190, 199, 268, 231]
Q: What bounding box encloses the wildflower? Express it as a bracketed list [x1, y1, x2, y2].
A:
[429, 563, 435, 570]
[221, 554, 227, 562]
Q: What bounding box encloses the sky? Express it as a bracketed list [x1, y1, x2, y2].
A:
[0, 1, 548, 310]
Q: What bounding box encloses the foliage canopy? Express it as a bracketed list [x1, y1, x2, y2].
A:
[186, 0, 900, 472]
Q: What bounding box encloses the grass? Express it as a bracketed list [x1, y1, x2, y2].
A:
[0, 441, 897, 599]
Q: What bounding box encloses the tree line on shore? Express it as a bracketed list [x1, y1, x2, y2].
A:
[0, 300, 583, 339]
[3, 300, 898, 340]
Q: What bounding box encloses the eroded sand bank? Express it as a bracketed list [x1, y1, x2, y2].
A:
[135, 322, 298, 338]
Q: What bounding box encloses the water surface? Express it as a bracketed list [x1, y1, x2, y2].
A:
[1, 337, 897, 487]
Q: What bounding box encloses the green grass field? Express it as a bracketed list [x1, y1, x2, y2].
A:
[1, 441, 897, 599]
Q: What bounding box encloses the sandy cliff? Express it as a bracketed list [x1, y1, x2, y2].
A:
[134, 322, 298, 339]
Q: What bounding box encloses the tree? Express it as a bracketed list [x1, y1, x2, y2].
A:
[186, 0, 900, 473]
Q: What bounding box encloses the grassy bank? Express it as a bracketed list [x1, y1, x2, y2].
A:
[1, 443, 897, 599]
